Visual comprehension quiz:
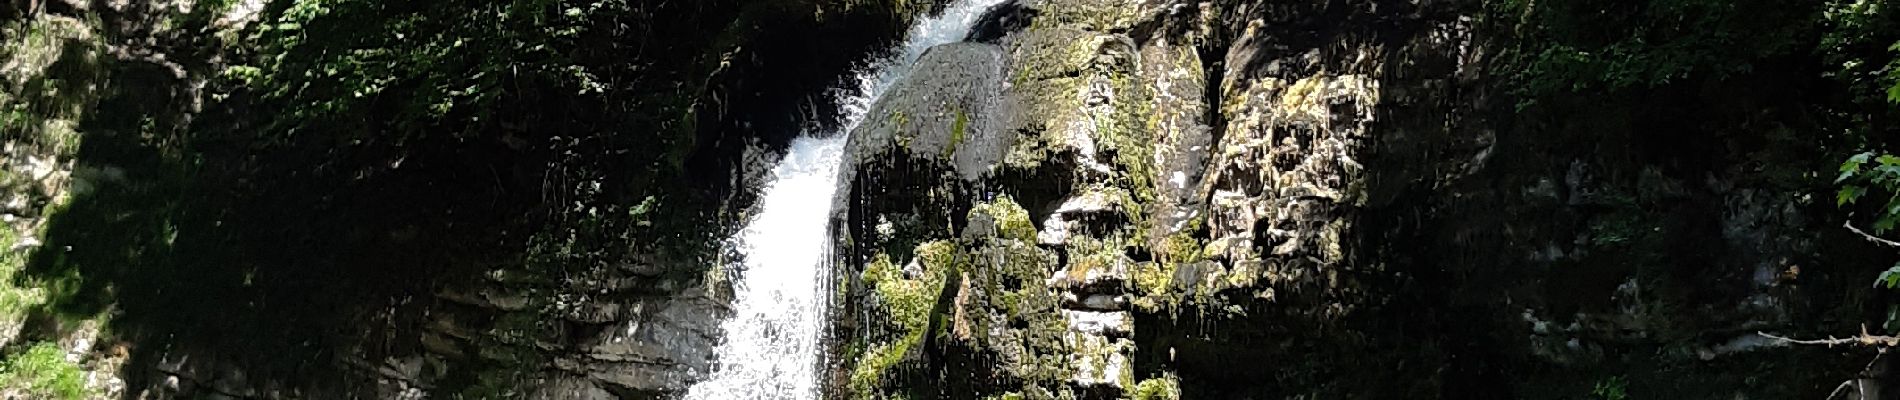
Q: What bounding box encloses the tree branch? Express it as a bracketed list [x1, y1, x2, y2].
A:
[1846, 221, 1900, 248]
[1760, 326, 1900, 348]
[1826, 380, 1856, 400]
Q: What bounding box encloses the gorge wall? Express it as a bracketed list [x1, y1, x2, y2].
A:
[831, 0, 1892, 398]
[0, 0, 1894, 398]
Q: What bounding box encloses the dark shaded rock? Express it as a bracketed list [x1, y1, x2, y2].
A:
[966, 0, 1038, 44]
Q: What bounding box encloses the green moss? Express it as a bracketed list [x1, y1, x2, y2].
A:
[0, 342, 89, 399]
[852, 245, 960, 398]
[946, 108, 968, 159]
[1007, 29, 1102, 82]
[1130, 261, 1173, 310]
[1062, 235, 1121, 283]
[1002, 76, 1087, 169]
[970, 197, 1037, 242]
[1131, 375, 1181, 400]
[864, 252, 945, 335]
[1, 16, 106, 158]
[988, 392, 1026, 400]
[1100, 70, 1157, 214]
[0, 226, 48, 320]
[1158, 230, 1205, 265]
[849, 335, 917, 398]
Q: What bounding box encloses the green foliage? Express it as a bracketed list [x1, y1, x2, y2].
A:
[1880, 265, 1900, 289]
[0, 219, 47, 321]
[1838, 151, 1900, 232]
[229, 0, 763, 252]
[0, 342, 88, 400]
[1491, 0, 1819, 100]
[1591, 376, 1629, 400]
[1823, 0, 1900, 333]
[249, 0, 629, 136]
[1820, 0, 1900, 106]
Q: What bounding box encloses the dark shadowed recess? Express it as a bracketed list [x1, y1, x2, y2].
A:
[1133, 0, 1887, 398]
[6, 0, 937, 395]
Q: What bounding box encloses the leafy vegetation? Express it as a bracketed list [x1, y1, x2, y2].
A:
[1590, 376, 1629, 400]
[1822, 0, 1900, 335]
[1489, 0, 1817, 100]
[1838, 152, 1900, 232]
[0, 342, 88, 399]
[0, 0, 937, 395]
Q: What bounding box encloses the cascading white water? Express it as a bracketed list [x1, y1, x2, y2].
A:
[681, 1, 1006, 399]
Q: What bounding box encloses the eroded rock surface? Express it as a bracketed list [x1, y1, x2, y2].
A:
[833, 0, 1862, 398]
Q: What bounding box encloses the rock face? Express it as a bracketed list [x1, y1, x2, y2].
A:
[0, 0, 930, 398]
[835, 0, 1866, 398]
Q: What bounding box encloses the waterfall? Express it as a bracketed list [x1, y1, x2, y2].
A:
[681, 0, 1006, 398]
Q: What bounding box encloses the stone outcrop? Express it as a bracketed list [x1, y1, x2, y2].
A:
[835, 0, 1870, 398]
[835, 0, 1198, 397]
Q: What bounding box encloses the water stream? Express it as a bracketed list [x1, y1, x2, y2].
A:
[680, 1, 1006, 398]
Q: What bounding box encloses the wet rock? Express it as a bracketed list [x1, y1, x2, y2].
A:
[1063, 292, 1129, 311]
[967, 0, 1038, 44]
[1063, 310, 1132, 337]
[846, 42, 1008, 181]
[1066, 333, 1133, 391]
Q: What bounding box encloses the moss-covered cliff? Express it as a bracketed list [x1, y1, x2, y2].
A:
[0, 0, 1896, 398]
[832, 0, 1900, 398]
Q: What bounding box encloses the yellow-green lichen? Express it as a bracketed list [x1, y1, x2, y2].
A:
[970, 196, 1037, 242]
[1008, 28, 1104, 82]
[851, 244, 962, 398]
[1030, 0, 1145, 33]
[1158, 231, 1205, 265]
[1131, 375, 1182, 400]
[1099, 69, 1158, 214]
[849, 337, 916, 398]
[1130, 261, 1173, 311]
[946, 108, 969, 159]
[863, 250, 950, 337]
[1063, 235, 1124, 284]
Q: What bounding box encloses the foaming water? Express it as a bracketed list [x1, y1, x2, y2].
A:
[681, 1, 1006, 399]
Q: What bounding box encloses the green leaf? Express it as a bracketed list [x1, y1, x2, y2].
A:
[1840, 185, 1866, 206]
[1850, 152, 1875, 167]
[1876, 265, 1900, 289]
[1887, 305, 1900, 333]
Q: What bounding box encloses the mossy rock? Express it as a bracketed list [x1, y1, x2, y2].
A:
[847, 42, 1008, 180]
[1026, 0, 1148, 32]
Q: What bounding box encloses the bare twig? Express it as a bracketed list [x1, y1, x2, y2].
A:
[1825, 380, 1855, 400]
[1845, 221, 1900, 248]
[1760, 325, 1900, 348]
